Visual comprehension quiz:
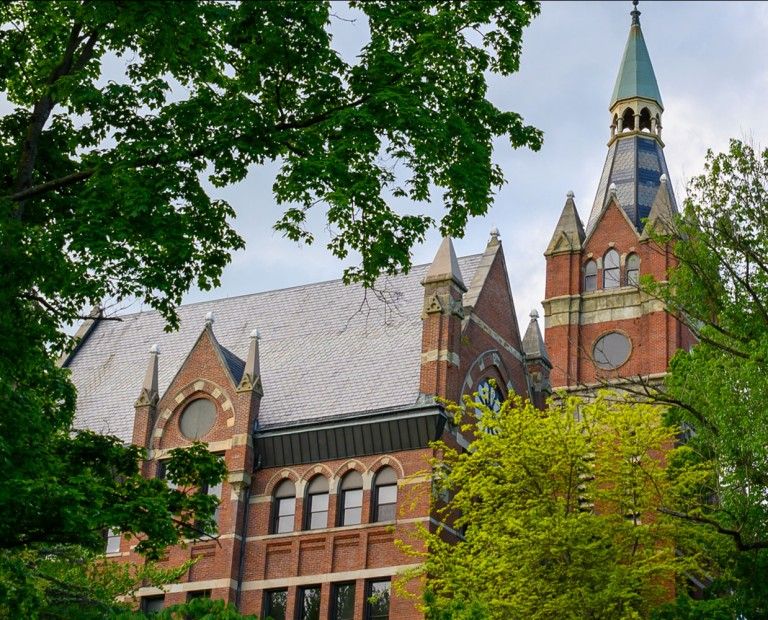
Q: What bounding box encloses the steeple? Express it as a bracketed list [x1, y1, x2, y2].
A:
[545, 191, 585, 255]
[610, 1, 663, 110]
[585, 1, 677, 236]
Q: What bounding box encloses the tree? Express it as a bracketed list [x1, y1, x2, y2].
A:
[410, 394, 687, 620]
[0, 1, 542, 615]
[639, 140, 768, 616]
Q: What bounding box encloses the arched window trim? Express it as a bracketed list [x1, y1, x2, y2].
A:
[338, 470, 364, 527]
[272, 479, 296, 534]
[304, 475, 329, 531]
[626, 253, 640, 286]
[603, 249, 620, 289]
[584, 260, 598, 292]
[621, 107, 635, 132]
[372, 467, 398, 523]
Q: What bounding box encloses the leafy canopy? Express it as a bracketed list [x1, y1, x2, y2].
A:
[642, 140, 768, 616]
[410, 394, 687, 620]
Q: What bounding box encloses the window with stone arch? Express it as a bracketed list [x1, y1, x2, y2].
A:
[304, 475, 329, 531]
[603, 249, 620, 289]
[626, 253, 640, 286]
[271, 479, 296, 534]
[584, 259, 598, 292]
[372, 467, 398, 523]
[338, 470, 364, 526]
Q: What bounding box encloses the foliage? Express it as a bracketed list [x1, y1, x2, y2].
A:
[0, 1, 540, 614]
[412, 394, 687, 620]
[642, 140, 768, 615]
[153, 598, 256, 620]
[0, 545, 188, 619]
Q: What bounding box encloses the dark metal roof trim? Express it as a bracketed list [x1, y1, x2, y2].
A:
[255, 406, 447, 468]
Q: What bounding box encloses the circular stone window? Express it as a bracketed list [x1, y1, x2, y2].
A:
[179, 398, 216, 440]
[593, 332, 631, 369]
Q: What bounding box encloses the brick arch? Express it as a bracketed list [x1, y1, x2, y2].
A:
[461, 349, 513, 400]
[331, 459, 366, 481]
[263, 468, 301, 496]
[299, 463, 334, 483]
[152, 379, 233, 450]
[368, 455, 405, 479]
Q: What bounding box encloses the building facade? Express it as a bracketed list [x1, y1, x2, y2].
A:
[66, 5, 689, 619]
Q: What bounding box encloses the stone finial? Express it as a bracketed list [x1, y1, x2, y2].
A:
[422, 237, 466, 292]
[205, 311, 215, 326]
[609, 182, 617, 194]
[135, 344, 160, 407]
[659, 173, 667, 183]
[641, 176, 677, 239]
[237, 328, 263, 395]
[566, 190, 575, 199]
[522, 310, 551, 365]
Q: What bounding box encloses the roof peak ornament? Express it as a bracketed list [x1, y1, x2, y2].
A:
[631, 0, 641, 25]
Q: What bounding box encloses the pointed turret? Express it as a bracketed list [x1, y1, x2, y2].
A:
[135, 344, 160, 407]
[237, 329, 264, 394]
[641, 174, 677, 238]
[522, 310, 551, 407]
[422, 237, 466, 291]
[545, 191, 585, 255]
[610, 1, 663, 109]
[585, 2, 677, 235]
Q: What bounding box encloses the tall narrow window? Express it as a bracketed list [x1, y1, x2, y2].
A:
[298, 586, 321, 620]
[626, 253, 640, 286]
[264, 589, 288, 620]
[105, 529, 121, 554]
[373, 467, 398, 522]
[365, 580, 391, 620]
[584, 260, 597, 292]
[305, 476, 329, 530]
[272, 479, 296, 534]
[339, 471, 364, 526]
[332, 583, 356, 620]
[603, 249, 620, 288]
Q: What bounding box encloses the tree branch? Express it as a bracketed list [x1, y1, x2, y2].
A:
[658, 507, 768, 551]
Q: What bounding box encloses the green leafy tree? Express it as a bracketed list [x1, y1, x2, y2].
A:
[639, 140, 768, 617]
[410, 394, 687, 620]
[0, 1, 541, 615]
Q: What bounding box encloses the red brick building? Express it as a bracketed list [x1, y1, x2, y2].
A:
[65, 6, 690, 619]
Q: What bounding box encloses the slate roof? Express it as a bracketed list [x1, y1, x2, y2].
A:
[67, 255, 482, 443]
[585, 135, 677, 235]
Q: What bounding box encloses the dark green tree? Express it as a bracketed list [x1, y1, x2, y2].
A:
[0, 1, 541, 615]
[639, 140, 768, 617]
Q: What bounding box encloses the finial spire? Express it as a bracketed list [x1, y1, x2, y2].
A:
[135, 344, 160, 407]
[422, 237, 466, 291]
[237, 328, 263, 394]
[631, 0, 641, 25]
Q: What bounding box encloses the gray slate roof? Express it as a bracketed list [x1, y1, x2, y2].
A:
[68, 255, 482, 443]
[585, 135, 677, 235]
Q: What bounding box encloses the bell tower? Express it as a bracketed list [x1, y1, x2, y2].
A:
[543, 2, 692, 391]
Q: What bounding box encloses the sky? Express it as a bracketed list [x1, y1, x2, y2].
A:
[176, 1, 768, 332]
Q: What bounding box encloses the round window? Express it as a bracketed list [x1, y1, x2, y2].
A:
[593, 332, 631, 369]
[179, 399, 216, 439]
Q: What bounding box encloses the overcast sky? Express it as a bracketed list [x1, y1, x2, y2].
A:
[176, 1, 768, 331]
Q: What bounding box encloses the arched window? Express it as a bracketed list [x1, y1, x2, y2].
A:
[304, 476, 329, 530]
[584, 260, 597, 292]
[338, 471, 364, 526]
[639, 107, 652, 132]
[626, 253, 640, 286]
[272, 479, 296, 534]
[621, 107, 635, 132]
[603, 249, 620, 288]
[373, 467, 398, 522]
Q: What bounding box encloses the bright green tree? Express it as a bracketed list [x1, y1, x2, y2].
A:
[640, 140, 768, 617]
[411, 394, 686, 620]
[0, 1, 542, 615]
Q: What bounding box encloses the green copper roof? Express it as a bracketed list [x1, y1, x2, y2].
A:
[610, 11, 662, 108]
